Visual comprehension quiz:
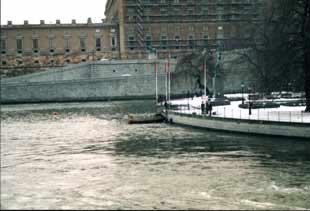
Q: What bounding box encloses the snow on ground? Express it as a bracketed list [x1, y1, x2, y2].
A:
[169, 96, 310, 124]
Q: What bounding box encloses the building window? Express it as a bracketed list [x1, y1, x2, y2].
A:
[217, 26, 224, 39]
[175, 35, 180, 49]
[2, 61, 7, 66]
[128, 36, 135, 50]
[16, 39, 23, 54]
[80, 38, 86, 52]
[203, 35, 209, 47]
[65, 38, 70, 52]
[146, 35, 152, 47]
[161, 35, 168, 50]
[111, 36, 116, 50]
[17, 60, 23, 65]
[188, 35, 195, 49]
[160, 8, 167, 16]
[33, 39, 39, 53]
[96, 38, 101, 51]
[1, 39, 6, 54]
[174, 8, 180, 15]
[49, 39, 55, 53]
[188, 8, 194, 15]
[203, 7, 208, 15]
[34, 60, 39, 64]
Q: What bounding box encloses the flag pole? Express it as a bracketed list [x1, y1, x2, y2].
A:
[204, 51, 207, 99]
[168, 53, 171, 103]
[155, 59, 158, 104]
[165, 60, 168, 102]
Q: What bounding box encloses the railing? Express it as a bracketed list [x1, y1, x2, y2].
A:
[173, 105, 309, 124]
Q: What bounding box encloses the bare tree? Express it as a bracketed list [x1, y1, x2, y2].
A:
[280, 0, 310, 111]
[239, 0, 310, 112]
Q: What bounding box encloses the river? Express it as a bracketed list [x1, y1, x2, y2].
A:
[1, 101, 310, 210]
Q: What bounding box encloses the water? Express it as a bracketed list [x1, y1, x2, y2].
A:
[1, 101, 310, 210]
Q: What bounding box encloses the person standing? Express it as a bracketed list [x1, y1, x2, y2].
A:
[201, 102, 205, 115]
[209, 102, 213, 117]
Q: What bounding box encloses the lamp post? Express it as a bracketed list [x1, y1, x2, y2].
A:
[202, 48, 207, 100]
[213, 42, 222, 99]
[248, 87, 252, 115]
[241, 82, 245, 105]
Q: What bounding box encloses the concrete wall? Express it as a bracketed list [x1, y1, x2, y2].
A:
[1, 76, 168, 103]
[1, 59, 183, 103]
[1, 53, 254, 103]
[168, 112, 310, 139]
[2, 60, 175, 83]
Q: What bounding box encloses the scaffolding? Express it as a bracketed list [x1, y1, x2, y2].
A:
[135, 0, 146, 57]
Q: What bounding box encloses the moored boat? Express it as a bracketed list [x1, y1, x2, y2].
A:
[128, 113, 166, 124]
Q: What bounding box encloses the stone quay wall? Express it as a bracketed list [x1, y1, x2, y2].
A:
[1, 51, 254, 103]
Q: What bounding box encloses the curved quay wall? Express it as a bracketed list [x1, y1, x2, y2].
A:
[0, 60, 186, 104]
[0, 75, 167, 104]
[168, 112, 310, 139]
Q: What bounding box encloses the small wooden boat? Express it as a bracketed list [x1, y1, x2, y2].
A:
[128, 113, 166, 124]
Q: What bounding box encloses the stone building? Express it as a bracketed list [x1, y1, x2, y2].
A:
[0, 0, 266, 75]
[0, 18, 119, 73]
[105, 0, 265, 59]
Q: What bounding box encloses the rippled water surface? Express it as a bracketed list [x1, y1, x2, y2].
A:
[1, 101, 310, 210]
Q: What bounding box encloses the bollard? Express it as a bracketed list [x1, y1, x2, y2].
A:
[289, 111, 291, 123]
[278, 111, 280, 122]
[224, 108, 226, 118]
[301, 111, 303, 123]
[267, 111, 269, 121]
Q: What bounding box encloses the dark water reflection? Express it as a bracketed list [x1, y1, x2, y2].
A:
[1, 101, 310, 210]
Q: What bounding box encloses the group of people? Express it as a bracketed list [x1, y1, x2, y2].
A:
[201, 100, 213, 116]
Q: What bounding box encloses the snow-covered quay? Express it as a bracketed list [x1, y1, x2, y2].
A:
[170, 94, 310, 124]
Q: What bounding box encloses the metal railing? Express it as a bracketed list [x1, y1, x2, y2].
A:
[173, 105, 309, 124]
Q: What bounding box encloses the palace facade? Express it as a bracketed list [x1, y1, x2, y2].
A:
[105, 0, 265, 59]
[0, 19, 119, 71]
[0, 0, 265, 71]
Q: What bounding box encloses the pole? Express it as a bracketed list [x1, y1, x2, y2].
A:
[168, 55, 171, 103]
[204, 51, 207, 100]
[155, 60, 158, 104]
[241, 83, 245, 105]
[165, 61, 168, 102]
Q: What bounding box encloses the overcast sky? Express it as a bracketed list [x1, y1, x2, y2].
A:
[1, 0, 108, 25]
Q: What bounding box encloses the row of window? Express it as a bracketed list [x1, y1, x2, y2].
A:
[0, 37, 117, 55]
[128, 6, 257, 16]
[128, 33, 221, 42]
[128, 35, 211, 50]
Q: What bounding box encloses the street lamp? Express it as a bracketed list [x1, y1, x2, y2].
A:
[241, 82, 245, 105]
[248, 87, 252, 115]
[202, 48, 207, 100]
